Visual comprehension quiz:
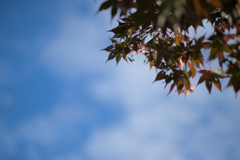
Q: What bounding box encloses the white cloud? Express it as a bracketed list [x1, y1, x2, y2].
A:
[41, 0, 118, 79]
[85, 99, 240, 160]
[86, 51, 240, 160]
[41, 15, 107, 79]
[18, 103, 91, 146]
[92, 54, 223, 111]
[92, 56, 166, 110]
[52, 152, 83, 160]
[85, 102, 198, 159]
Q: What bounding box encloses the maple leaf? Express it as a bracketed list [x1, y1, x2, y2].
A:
[150, 61, 154, 70]
[210, 67, 228, 78]
[167, 83, 175, 96]
[175, 85, 195, 96]
[100, 0, 240, 97]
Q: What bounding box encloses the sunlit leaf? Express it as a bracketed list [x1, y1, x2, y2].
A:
[187, 61, 191, 69]
[190, 65, 196, 78]
[174, 28, 185, 46]
[202, 42, 212, 49]
[183, 77, 191, 97]
[178, 57, 183, 67]
[212, 77, 222, 91]
[210, 67, 228, 78]
[150, 61, 154, 70]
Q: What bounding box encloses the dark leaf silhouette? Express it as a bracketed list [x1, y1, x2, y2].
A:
[99, 0, 240, 97]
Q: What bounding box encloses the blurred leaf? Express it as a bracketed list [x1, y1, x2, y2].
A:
[184, 77, 190, 91]
[116, 54, 122, 66]
[212, 77, 222, 91]
[205, 79, 212, 94]
[202, 42, 212, 49]
[224, 34, 236, 42]
[190, 64, 196, 78]
[98, 0, 112, 12]
[153, 71, 166, 83]
[111, 6, 118, 20]
[128, 57, 135, 62]
[183, 76, 191, 97]
[106, 52, 117, 63]
[164, 76, 173, 89]
[157, 15, 167, 28]
[124, 47, 131, 55]
[167, 83, 175, 96]
[210, 67, 228, 78]
[197, 74, 206, 86]
[150, 61, 154, 70]
[101, 45, 113, 52]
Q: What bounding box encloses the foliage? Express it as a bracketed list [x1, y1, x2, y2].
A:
[98, 0, 240, 97]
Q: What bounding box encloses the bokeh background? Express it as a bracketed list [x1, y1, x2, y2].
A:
[0, 0, 240, 160]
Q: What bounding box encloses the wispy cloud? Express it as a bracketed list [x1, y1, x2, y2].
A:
[86, 55, 240, 160]
[18, 103, 91, 146]
[41, 16, 106, 78]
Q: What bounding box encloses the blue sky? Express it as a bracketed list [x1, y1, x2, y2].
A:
[0, 0, 240, 160]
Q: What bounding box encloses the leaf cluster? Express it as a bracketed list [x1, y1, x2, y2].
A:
[98, 0, 240, 97]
